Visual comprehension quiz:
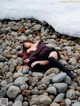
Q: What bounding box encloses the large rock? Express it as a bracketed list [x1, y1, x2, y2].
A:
[53, 83, 68, 93]
[52, 72, 67, 83]
[7, 85, 21, 98]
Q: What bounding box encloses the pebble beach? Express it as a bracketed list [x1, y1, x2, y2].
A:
[0, 18, 80, 106]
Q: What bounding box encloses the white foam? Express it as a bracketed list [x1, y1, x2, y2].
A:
[0, 0, 80, 37]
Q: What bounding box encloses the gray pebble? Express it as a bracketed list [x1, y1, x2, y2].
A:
[14, 77, 28, 86]
[7, 85, 21, 98]
[22, 102, 28, 106]
[20, 84, 28, 91]
[47, 86, 57, 95]
[52, 72, 67, 83]
[53, 83, 68, 93]
[12, 101, 22, 106]
[67, 89, 76, 99]
[65, 98, 71, 106]
[0, 55, 5, 62]
[1, 80, 7, 87]
[14, 94, 23, 102]
[0, 87, 6, 97]
[54, 93, 64, 102]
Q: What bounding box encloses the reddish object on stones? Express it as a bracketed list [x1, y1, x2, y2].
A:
[18, 51, 29, 65]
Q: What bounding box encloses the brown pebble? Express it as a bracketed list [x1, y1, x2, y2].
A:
[60, 100, 65, 106]
[49, 95, 55, 100]
[50, 102, 60, 106]
[18, 27, 25, 33]
[28, 76, 34, 85]
[16, 66, 23, 71]
[22, 90, 31, 96]
[76, 87, 80, 91]
[69, 86, 75, 90]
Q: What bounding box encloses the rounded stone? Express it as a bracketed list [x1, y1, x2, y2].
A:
[53, 83, 68, 93]
[65, 99, 71, 106]
[1, 80, 7, 87]
[52, 72, 67, 83]
[15, 94, 23, 102]
[47, 86, 57, 95]
[14, 77, 28, 86]
[20, 84, 28, 91]
[54, 93, 64, 102]
[7, 85, 21, 98]
[22, 102, 28, 106]
[12, 101, 22, 106]
[67, 89, 76, 99]
[0, 87, 6, 97]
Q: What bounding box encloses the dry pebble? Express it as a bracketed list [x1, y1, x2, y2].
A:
[0, 18, 80, 106]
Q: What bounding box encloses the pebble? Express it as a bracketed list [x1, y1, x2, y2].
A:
[54, 93, 64, 102]
[18, 35, 27, 41]
[52, 72, 67, 83]
[50, 102, 60, 106]
[69, 57, 77, 65]
[31, 88, 39, 95]
[64, 76, 72, 85]
[41, 73, 55, 85]
[2, 65, 9, 72]
[46, 68, 60, 76]
[65, 99, 71, 106]
[0, 87, 6, 97]
[0, 62, 4, 68]
[11, 31, 18, 36]
[67, 89, 76, 99]
[0, 55, 5, 62]
[14, 77, 28, 86]
[38, 83, 47, 90]
[47, 86, 57, 95]
[72, 102, 80, 106]
[7, 85, 21, 98]
[14, 94, 23, 102]
[12, 101, 22, 106]
[1, 80, 7, 87]
[22, 66, 29, 74]
[32, 72, 44, 77]
[38, 95, 52, 105]
[8, 101, 13, 106]
[53, 83, 68, 93]
[22, 90, 31, 96]
[22, 102, 28, 106]
[33, 24, 41, 31]
[13, 72, 23, 79]
[20, 84, 28, 91]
